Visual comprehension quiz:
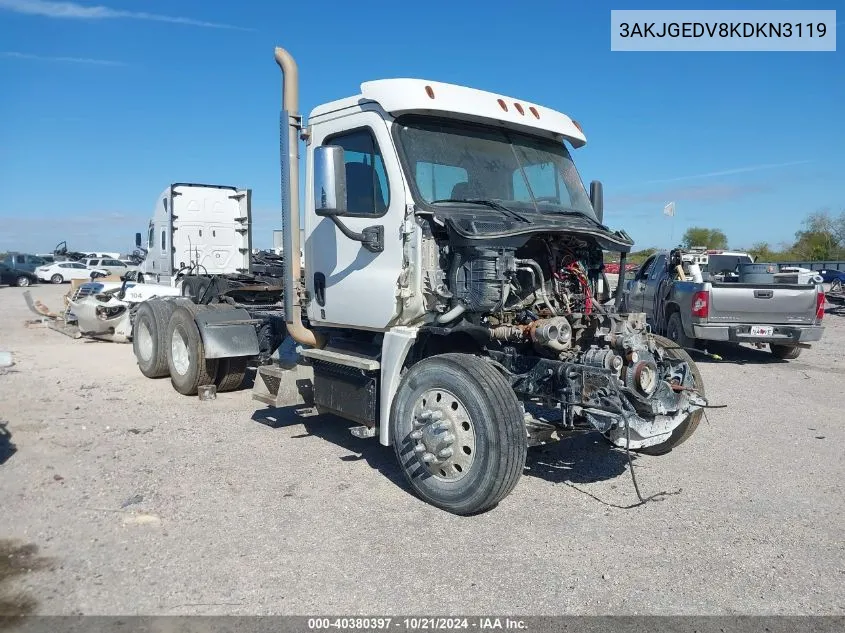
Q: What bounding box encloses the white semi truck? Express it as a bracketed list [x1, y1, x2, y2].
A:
[133, 46, 709, 515]
[133, 182, 252, 289]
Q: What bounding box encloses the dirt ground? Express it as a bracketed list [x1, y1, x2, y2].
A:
[1, 283, 843, 616]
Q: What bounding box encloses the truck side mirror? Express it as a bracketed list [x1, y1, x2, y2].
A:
[135, 232, 142, 248]
[589, 180, 604, 224]
[314, 145, 347, 217]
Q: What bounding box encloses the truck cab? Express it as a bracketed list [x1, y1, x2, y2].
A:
[136, 183, 252, 285]
[301, 79, 621, 331]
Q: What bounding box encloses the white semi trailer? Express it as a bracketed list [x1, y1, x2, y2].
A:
[134, 46, 709, 515]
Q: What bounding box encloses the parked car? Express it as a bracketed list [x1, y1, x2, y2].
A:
[35, 261, 108, 284]
[0, 263, 39, 287]
[818, 269, 845, 284]
[81, 257, 137, 277]
[1, 253, 49, 273]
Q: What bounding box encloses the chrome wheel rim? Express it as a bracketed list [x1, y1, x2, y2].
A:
[409, 389, 476, 482]
[137, 321, 154, 362]
[170, 327, 190, 376]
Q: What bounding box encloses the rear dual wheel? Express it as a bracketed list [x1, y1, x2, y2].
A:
[134, 300, 247, 393]
[166, 304, 249, 395]
[134, 299, 180, 378]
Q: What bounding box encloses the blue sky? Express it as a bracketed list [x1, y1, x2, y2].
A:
[0, 0, 842, 254]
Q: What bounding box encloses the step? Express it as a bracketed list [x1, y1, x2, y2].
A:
[300, 348, 380, 372]
[251, 363, 314, 408]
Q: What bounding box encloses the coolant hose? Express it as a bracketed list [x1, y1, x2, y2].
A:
[437, 303, 466, 324]
[516, 259, 554, 313]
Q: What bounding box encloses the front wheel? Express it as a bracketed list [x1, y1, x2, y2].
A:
[390, 353, 527, 515]
[50, 274, 63, 284]
[636, 334, 706, 456]
[15, 276, 31, 287]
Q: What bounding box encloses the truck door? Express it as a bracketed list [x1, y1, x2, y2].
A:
[641, 254, 667, 320]
[305, 112, 406, 330]
[626, 255, 657, 313]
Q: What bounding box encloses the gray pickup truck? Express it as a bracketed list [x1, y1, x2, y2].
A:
[622, 249, 825, 360]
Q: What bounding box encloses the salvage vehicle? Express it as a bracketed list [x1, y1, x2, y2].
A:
[67, 182, 292, 365]
[67, 279, 183, 343]
[132, 45, 709, 515]
[623, 248, 825, 360]
[0, 263, 38, 288]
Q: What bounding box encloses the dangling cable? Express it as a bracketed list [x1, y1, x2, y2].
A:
[623, 417, 681, 507]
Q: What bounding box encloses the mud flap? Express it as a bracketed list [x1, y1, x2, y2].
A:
[194, 307, 260, 359]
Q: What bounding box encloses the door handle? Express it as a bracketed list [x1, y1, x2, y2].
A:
[754, 290, 773, 299]
[314, 272, 326, 307]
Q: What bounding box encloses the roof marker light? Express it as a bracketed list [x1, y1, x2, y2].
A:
[529, 106, 540, 119]
[514, 102, 524, 115]
[497, 98, 508, 112]
[425, 85, 435, 99]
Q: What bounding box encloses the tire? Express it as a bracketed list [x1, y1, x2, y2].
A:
[665, 311, 696, 349]
[133, 299, 178, 378]
[390, 353, 527, 515]
[180, 276, 212, 303]
[636, 334, 706, 456]
[770, 344, 801, 360]
[215, 357, 249, 392]
[50, 274, 64, 284]
[15, 276, 31, 287]
[166, 305, 219, 396]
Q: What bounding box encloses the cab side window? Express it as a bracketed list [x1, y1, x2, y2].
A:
[649, 255, 666, 280]
[324, 128, 389, 217]
[637, 256, 656, 280]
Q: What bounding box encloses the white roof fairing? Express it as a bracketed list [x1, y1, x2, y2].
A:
[308, 78, 587, 148]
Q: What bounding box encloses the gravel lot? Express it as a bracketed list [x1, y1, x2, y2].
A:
[1, 283, 843, 616]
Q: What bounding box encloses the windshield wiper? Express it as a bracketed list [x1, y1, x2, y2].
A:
[430, 198, 531, 223]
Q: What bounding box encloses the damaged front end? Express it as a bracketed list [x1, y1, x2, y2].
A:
[487, 312, 708, 452]
[68, 291, 133, 343]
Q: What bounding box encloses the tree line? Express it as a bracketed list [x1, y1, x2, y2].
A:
[680, 208, 845, 262]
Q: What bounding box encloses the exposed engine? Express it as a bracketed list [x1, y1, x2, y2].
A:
[425, 233, 706, 450]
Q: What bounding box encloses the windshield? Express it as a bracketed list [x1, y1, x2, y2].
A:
[394, 115, 597, 221]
